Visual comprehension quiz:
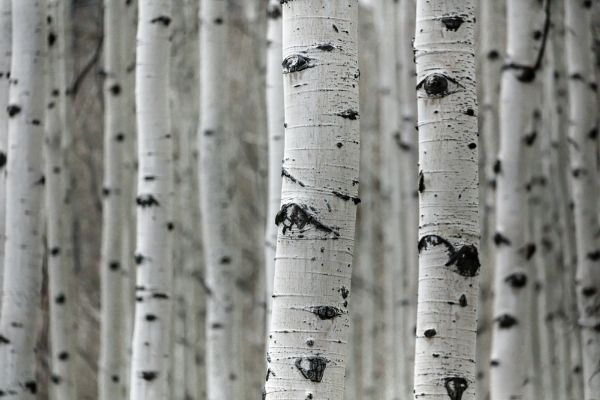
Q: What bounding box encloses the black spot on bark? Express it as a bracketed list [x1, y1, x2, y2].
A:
[213, 17, 223, 24]
[145, 314, 157, 322]
[109, 84, 121, 96]
[465, 108, 475, 116]
[533, 30, 543, 40]
[310, 306, 342, 320]
[166, 222, 174, 231]
[0, 335, 9, 344]
[136, 194, 160, 207]
[58, 352, 69, 361]
[420, 73, 449, 96]
[490, 359, 500, 367]
[140, 371, 158, 381]
[493, 160, 501, 174]
[468, 143, 477, 149]
[496, 314, 518, 328]
[109, 261, 120, 271]
[587, 250, 600, 261]
[332, 191, 361, 204]
[48, 32, 57, 47]
[418, 171, 425, 193]
[316, 43, 335, 51]
[0, 152, 5, 168]
[152, 292, 169, 300]
[582, 287, 597, 297]
[505, 273, 528, 288]
[332, 24, 339, 33]
[115, 133, 125, 142]
[281, 168, 305, 187]
[589, 128, 598, 139]
[524, 131, 537, 145]
[275, 203, 340, 237]
[267, 4, 281, 19]
[446, 245, 480, 277]
[337, 109, 359, 120]
[282, 54, 312, 74]
[31, 119, 40, 126]
[265, 368, 273, 382]
[493, 232, 511, 246]
[340, 286, 349, 299]
[51, 375, 62, 384]
[488, 50, 500, 60]
[7, 104, 21, 117]
[150, 16, 171, 26]
[220, 256, 231, 264]
[570, 73, 583, 81]
[295, 356, 327, 383]
[55, 293, 66, 304]
[24, 381, 37, 394]
[519, 243, 536, 260]
[134, 254, 145, 265]
[441, 16, 464, 31]
[50, 247, 60, 256]
[203, 129, 214, 136]
[459, 294, 467, 307]
[444, 377, 468, 400]
[36, 175, 45, 185]
[111, 375, 119, 383]
[424, 329, 437, 338]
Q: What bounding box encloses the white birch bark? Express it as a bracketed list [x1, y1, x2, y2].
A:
[0, 0, 10, 301]
[99, 1, 127, 398]
[264, 1, 360, 399]
[45, 1, 77, 398]
[0, 0, 46, 397]
[413, 1, 480, 399]
[129, 0, 173, 398]
[198, 1, 242, 398]
[265, 0, 284, 337]
[564, 0, 600, 397]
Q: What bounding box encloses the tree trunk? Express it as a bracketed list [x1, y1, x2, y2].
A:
[564, 0, 600, 397]
[45, 1, 77, 398]
[413, 1, 480, 399]
[0, 0, 46, 397]
[0, 0, 10, 301]
[264, 1, 360, 399]
[265, 0, 284, 339]
[129, 0, 173, 398]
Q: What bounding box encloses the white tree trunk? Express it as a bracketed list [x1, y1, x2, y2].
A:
[0, 0, 46, 397]
[198, 1, 242, 398]
[129, 0, 173, 398]
[45, 1, 77, 398]
[413, 1, 480, 399]
[99, 1, 128, 398]
[564, 0, 600, 397]
[0, 0, 10, 302]
[264, 1, 360, 399]
[265, 0, 284, 338]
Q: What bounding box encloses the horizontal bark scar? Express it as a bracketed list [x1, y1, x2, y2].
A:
[332, 190, 361, 204]
[281, 168, 305, 187]
[275, 203, 340, 237]
[282, 54, 313, 73]
[418, 235, 480, 277]
[295, 356, 328, 382]
[308, 306, 343, 320]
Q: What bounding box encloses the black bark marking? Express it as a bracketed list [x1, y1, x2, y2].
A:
[111, 375, 119, 383]
[337, 109, 359, 120]
[31, 119, 40, 126]
[140, 371, 158, 381]
[505, 273, 528, 288]
[282, 168, 306, 187]
[589, 128, 598, 139]
[419, 73, 449, 97]
[0, 335, 9, 344]
[424, 329, 437, 338]
[213, 17, 223, 24]
[220, 256, 231, 264]
[0, 152, 5, 168]
[583, 0, 592, 8]
[166, 222, 174, 231]
[109, 84, 121, 96]
[418, 235, 454, 253]
[493, 232, 511, 246]
[7, 104, 21, 117]
[444, 377, 468, 400]
[418, 235, 480, 277]
[468, 143, 477, 149]
[265, 368, 273, 382]
[275, 203, 340, 237]
[58, 351, 69, 361]
[587, 250, 600, 261]
[134, 254, 145, 265]
[145, 314, 158, 322]
[490, 359, 500, 367]
[332, 191, 361, 204]
[152, 292, 169, 300]
[51, 375, 62, 384]
[493, 160, 501, 174]
[524, 131, 537, 146]
[488, 50, 500, 60]
[267, 4, 281, 19]
[582, 287, 597, 297]
[418, 171, 425, 193]
[465, 108, 475, 116]
[459, 294, 467, 307]
[340, 286, 349, 299]
[441, 16, 464, 31]
[496, 314, 518, 328]
[48, 32, 57, 47]
[150, 16, 171, 26]
[295, 356, 327, 383]
[55, 293, 66, 304]
[310, 306, 342, 320]
[50, 247, 60, 256]
[316, 43, 335, 52]
[282, 54, 313, 74]
[24, 381, 37, 394]
[519, 243, 536, 260]
[115, 133, 125, 142]
[332, 24, 339, 33]
[136, 194, 160, 207]
[36, 175, 45, 186]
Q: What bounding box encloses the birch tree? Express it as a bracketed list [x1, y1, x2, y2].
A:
[490, 0, 547, 398]
[413, 1, 479, 399]
[265, 0, 284, 335]
[264, 1, 360, 399]
[564, 0, 600, 397]
[0, 0, 46, 397]
[129, 0, 173, 398]
[99, 0, 128, 397]
[0, 0, 10, 299]
[45, 1, 77, 398]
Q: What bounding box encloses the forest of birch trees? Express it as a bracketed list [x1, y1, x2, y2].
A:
[0, 0, 599, 399]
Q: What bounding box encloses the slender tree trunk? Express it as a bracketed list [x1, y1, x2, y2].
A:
[129, 0, 173, 398]
[0, 0, 46, 397]
[0, 0, 10, 301]
[45, 1, 77, 398]
[413, 1, 480, 399]
[99, 1, 127, 397]
[264, 1, 360, 399]
[265, 0, 284, 338]
[564, 1, 600, 397]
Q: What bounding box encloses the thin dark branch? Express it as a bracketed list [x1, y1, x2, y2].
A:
[67, 36, 103, 97]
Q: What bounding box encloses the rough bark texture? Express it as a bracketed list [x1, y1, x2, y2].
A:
[129, 0, 173, 398]
[99, 0, 127, 398]
[564, 0, 600, 398]
[0, 0, 46, 397]
[264, 1, 360, 399]
[413, 1, 480, 399]
[490, 1, 545, 399]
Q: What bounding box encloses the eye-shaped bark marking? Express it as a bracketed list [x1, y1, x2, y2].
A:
[416, 73, 463, 98]
[282, 54, 313, 74]
[309, 306, 343, 320]
[337, 109, 359, 120]
[505, 273, 528, 288]
[418, 235, 480, 277]
[140, 371, 158, 381]
[136, 194, 160, 207]
[275, 203, 340, 237]
[495, 314, 518, 328]
[440, 15, 465, 31]
[295, 356, 328, 382]
[493, 232, 511, 246]
[316, 43, 335, 52]
[444, 377, 468, 400]
[150, 16, 171, 26]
